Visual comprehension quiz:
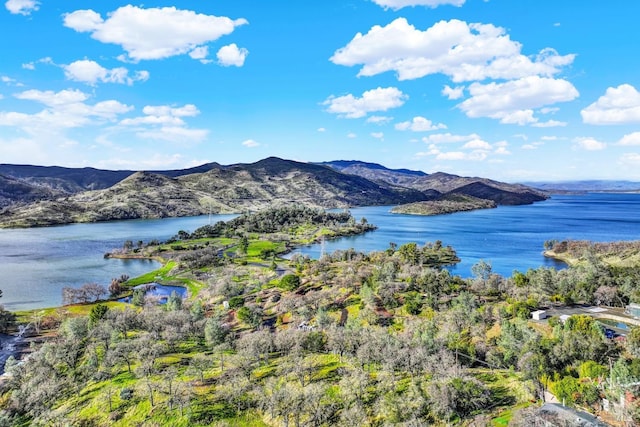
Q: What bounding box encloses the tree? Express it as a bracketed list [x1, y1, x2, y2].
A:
[88, 304, 108, 328]
[627, 326, 640, 358]
[279, 274, 301, 291]
[109, 279, 122, 297]
[471, 260, 492, 283]
[166, 291, 182, 311]
[204, 317, 229, 348]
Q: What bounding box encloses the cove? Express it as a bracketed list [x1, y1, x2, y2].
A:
[0, 214, 236, 311]
[2, 193, 640, 311]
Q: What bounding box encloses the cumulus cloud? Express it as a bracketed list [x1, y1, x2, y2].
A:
[242, 139, 260, 148]
[189, 46, 212, 64]
[422, 132, 481, 144]
[418, 144, 488, 161]
[216, 44, 249, 67]
[137, 126, 208, 143]
[119, 104, 207, 143]
[347, 132, 357, 138]
[5, 0, 38, 15]
[395, 116, 447, 131]
[462, 139, 492, 150]
[323, 87, 407, 119]
[371, 132, 384, 140]
[442, 85, 464, 100]
[331, 18, 575, 82]
[532, 120, 567, 128]
[63, 59, 149, 86]
[618, 132, 640, 146]
[458, 76, 579, 124]
[317, 127, 326, 132]
[120, 104, 198, 127]
[0, 89, 132, 133]
[371, 0, 465, 10]
[367, 115, 393, 124]
[581, 84, 640, 125]
[63, 5, 248, 62]
[573, 137, 606, 151]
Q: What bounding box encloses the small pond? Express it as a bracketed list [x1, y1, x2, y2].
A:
[120, 284, 187, 305]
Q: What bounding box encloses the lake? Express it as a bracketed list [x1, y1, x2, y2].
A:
[0, 214, 236, 311]
[1, 193, 639, 311]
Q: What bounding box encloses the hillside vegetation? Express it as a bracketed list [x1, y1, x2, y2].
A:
[4, 208, 640, 425]
[0, 157, 546, 228]
[391, 194, 497, 216]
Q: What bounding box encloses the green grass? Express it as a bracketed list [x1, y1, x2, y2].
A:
[126, 261, 177, 286]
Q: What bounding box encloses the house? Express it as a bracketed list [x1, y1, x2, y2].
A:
[532, 310, 548, 320]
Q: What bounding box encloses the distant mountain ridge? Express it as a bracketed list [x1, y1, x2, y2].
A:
[523, 180, 640, 193]
[0, 157, 546, 227]
[318, 160, 546, 206]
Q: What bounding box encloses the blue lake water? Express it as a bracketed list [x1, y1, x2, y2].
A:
[0, 214, 236, 311]
[1, 193, 639, 311]
[289, 193, 640, 278]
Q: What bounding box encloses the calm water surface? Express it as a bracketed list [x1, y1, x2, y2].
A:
[1, 194, 639, 311]
[0, 214, 236, 311]
[290, 193, 640, 278]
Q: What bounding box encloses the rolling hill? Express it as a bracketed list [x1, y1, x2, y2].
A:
[0, 157, 547, 227]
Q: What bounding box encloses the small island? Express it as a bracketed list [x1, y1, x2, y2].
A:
[391, 194, 497, 216]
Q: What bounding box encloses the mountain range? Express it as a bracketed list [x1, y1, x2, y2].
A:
[0, 157, 546, 227]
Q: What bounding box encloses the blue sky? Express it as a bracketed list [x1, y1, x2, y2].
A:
[1, 0, 640, 182]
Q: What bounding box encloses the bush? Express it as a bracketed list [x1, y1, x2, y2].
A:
[228, 296, 244, 309]
[279, 274, 300, 291]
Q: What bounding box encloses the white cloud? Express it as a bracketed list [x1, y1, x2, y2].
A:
[442, 85, 464, 100]
[619, 153, 640, 166]
[63, 6, 248, 62]
[573, 137, 606, 151]
[189, 46, 213, 64]
[581, 84, 640, 125]
[5, 0, 38, 15]
[395, 116, 447, 131]
[418, 143, 488, 161]
[63, 59, 149, 86]
[331, 18, 575, 82]
[317, 127, 326, 132]
[540, 107, 560, 114]
[618, 132, 640, 146]
[242, 139, 260, 148]
[462, 139, 491, 150]
[121, 107, 189, 126]
[371, 132, 384, 140]
[119, 104, 207, 143]
[347, 132, 357, 138]
[458, 76, 579, 124]
[367, 115, 393, 124]
[371, 0, 465, 10]
[137, 126, 208, 143]
[422, 132, 480, 144]
[532, 119, 567, 128]
[216, 44, 249, 67]
[0, 89, 132, 134]
[323, 87, 407, 119]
